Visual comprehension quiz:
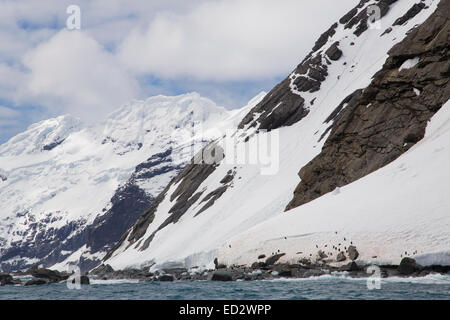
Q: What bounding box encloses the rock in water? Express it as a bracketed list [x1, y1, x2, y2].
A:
[398, 258, 420, 275]
[25, 278, 49, 286]
[68, 275, 90, 285]
[347, 246, 359, 261]
[32, 268, 68, 283]
[210, 271, 233, 282]
[158, 274, 175, 282]
[0, 274, 13, 286]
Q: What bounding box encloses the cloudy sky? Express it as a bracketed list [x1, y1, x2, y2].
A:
[0, 0, 357, 143]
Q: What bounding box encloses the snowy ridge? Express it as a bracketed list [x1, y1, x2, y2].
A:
[0, 92, 260, 272]
[104, 0, 446, 271]
[0, 115, 82, 156]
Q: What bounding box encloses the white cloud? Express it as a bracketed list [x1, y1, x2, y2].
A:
[0, 0, 359, 141]
[23, 30, 140, 122]
[118, 0, 356, 81]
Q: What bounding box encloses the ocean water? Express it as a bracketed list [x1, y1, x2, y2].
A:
[1, 275, 449, 300]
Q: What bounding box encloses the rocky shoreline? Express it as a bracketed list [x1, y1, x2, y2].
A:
[86, 256, 450, 283]
[0, 265, 90, 287]
[1, 256, 449, 287]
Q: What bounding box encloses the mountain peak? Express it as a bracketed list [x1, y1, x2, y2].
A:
[0, 114, 83, 156]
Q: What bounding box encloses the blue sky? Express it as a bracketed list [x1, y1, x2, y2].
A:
[0, 0, 357, 144]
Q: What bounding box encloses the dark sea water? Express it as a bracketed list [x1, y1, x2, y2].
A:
[1, 275, 449, 300]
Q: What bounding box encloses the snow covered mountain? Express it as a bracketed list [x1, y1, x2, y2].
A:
[103, 0, 449, 271]
[0, 92, 264, 272]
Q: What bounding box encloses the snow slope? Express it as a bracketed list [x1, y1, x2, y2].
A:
[218, 100, 450, 267]
[105, 0, 446, 270]
[0, 92, 264, 271]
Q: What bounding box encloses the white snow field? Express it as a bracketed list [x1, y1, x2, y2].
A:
[106, 0, 447, 270]
[218, 100, 450, 267]
[0, 92, 264, 270]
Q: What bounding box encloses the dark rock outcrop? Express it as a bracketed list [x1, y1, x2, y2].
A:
[0, 150, 175, 272]
[344, 0, 398, 37]
[265, 253, 285, 266]
[31, 268, 69, 283]
[393, 2, 426, 26]
[195, 185, 228, 216]
[347, 246, 359, 261]
[67, 275, 90, 285]
[25, 278, 49, 286]
[42, 139, 65, 151]
[80, 275, 90, 285]
[251, 262, 266, 269]
[158, 274, 175, 282]
[91, 264, 114, 276]
[398, 257, 421, 275]
[286, 1, 450, 210]
[336, 252, 347, 262]
[237, 0, 400, 133]
[210, 271, 233, 282]
[104, 148, 220, 259]
[339, 261, 360, 272]
[0, 273, 17, 286]
[325, 42, 343, 61]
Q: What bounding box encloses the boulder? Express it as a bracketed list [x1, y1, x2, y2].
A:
[325, 42, 343, 61]
[68, 275, 91, 285]
[278, 269, 293, 278]
[32, 268, 68, 283]
[303, 269, 325, 278]
[158, 274, 175, 282]
[347, 246, 359, 261]
[91, 264, 114, 276]
[251, 262, 266, 269]
[398, 258, 420, 275]
[210, 271, 233, 282]
[339, 262, 360, 272]
[317, 250, 328, 260]
[336, 252, 347, 262]
[258, 254, 266, 260]
[25, 278, 49, 286]
[0, 273, 14, 286]
[265, 253, 285, 266]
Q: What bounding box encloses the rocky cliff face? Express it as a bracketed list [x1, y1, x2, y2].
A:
[237, 0, 401, 133]
[286, 0, 449, 210]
